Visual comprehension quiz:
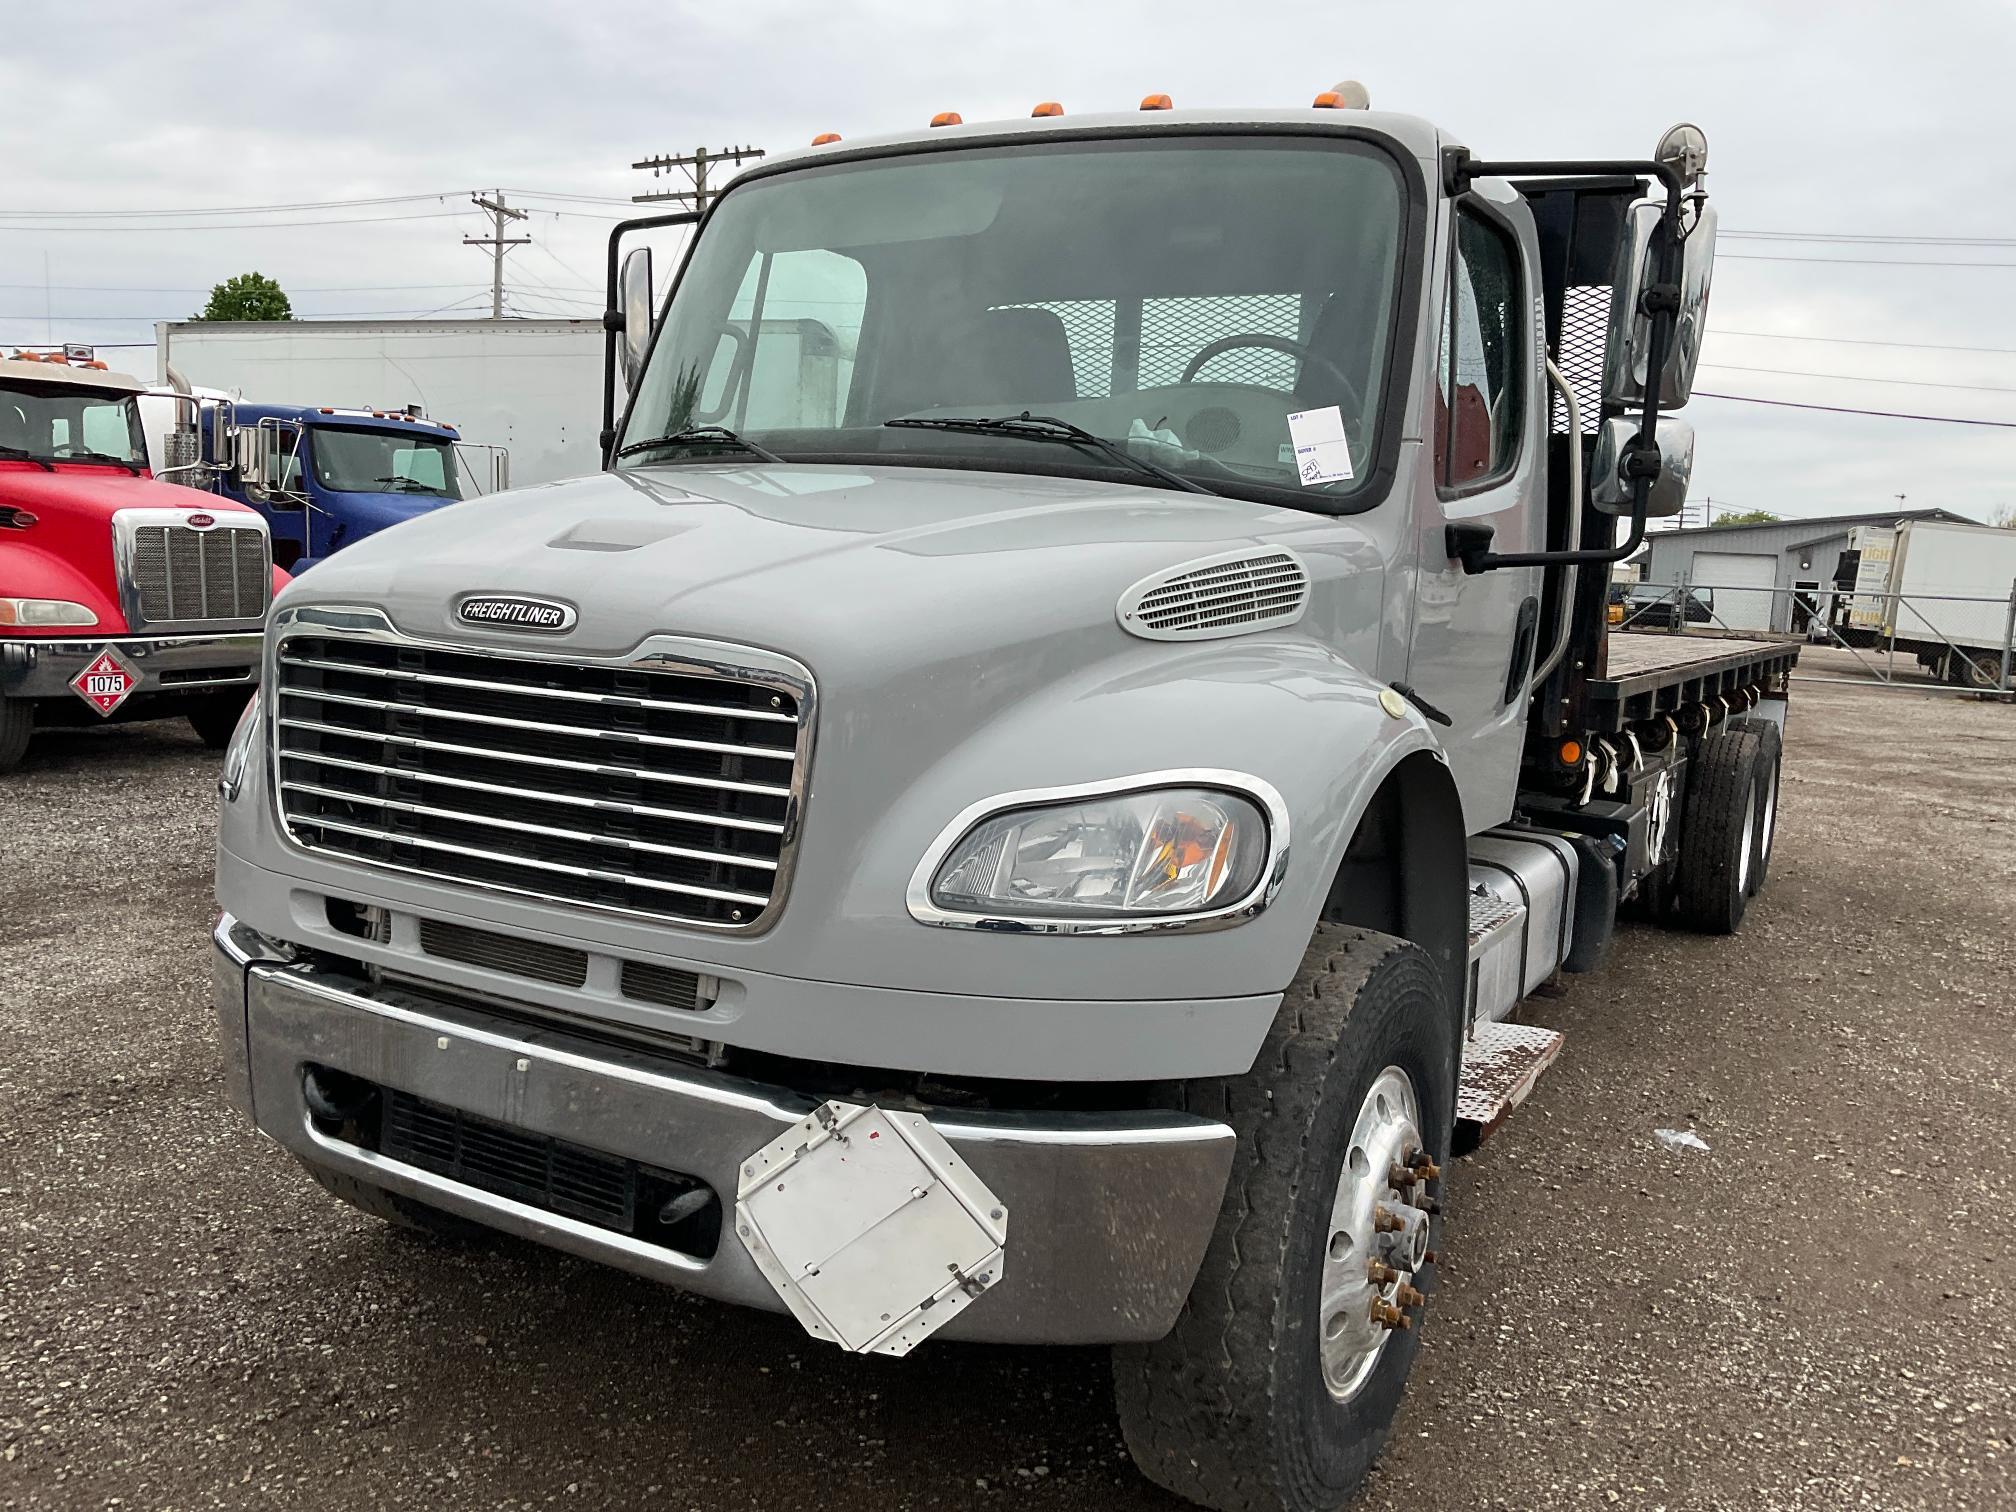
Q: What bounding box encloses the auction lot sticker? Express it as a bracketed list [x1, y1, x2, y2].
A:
[70, 647, 141, 717]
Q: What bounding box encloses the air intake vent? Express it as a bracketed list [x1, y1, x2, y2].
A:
[1118, 549, 1310, 641]
[418, 917, 588, 987]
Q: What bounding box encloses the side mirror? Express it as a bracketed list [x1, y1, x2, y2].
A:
[1602, 201, 1716, 409]
[619, 246, 654, 390]
[233, 424, 272, 489]
[1589, 415, 1694, 518]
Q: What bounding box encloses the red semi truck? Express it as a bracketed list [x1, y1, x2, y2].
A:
[0, 352, 284, 771]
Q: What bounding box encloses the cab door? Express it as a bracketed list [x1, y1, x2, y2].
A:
[1404, 194, 1546, 832]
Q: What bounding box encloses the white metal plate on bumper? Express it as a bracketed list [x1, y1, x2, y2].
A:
[735, 1101, 1007, 1356]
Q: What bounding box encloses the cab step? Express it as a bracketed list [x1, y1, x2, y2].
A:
[1455, 1020, 1565, 1143]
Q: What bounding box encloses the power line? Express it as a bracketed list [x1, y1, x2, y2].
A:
[1698, 361, 2016, 394]
[1692, 392, 2016, 428]
[1723, 229, 2016, 247]
[0, 210, 473, 233]
[1713, 328, 2016, 357]
[0, 192, 461, 219]
[1721, 252, 2016, 268]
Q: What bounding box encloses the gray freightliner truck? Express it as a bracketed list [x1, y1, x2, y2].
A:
[210, 87, 1796, 1511]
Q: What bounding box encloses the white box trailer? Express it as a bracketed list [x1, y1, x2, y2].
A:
[1885, 519, 2016, 651]
[154, 319, 605, 487]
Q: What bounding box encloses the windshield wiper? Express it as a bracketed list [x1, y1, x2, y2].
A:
[0, 444, 55, 472]
[373, 475, 448, 495]
[60, 450, 142, 474]
[614, 425, 784, 465]
[884, 413, 1217, 497]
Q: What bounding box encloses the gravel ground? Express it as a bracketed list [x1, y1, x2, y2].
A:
[2, 671, 2012, 1512]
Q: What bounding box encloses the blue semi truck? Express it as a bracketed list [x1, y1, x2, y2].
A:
[202, 403, 502, 572]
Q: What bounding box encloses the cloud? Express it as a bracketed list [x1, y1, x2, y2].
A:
[3, 0, 2010, 520]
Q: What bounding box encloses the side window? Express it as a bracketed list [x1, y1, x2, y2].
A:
[713, 248, 867, 429]
[1436, 210, 1523, 489]
[81, 404, 129, 455]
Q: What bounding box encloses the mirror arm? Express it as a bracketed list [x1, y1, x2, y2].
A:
[601, 210, 702, 467]
[1445, 154, 1687, 575]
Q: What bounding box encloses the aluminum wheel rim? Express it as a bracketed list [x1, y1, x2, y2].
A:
[1319, 1065, 1428, 1404]
[1737, 784, 1757, 895]
[1757, 755, 1779, 867]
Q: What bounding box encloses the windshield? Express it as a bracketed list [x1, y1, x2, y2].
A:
[620, 135, 1409, 506]
[309, 426, 462, 497]
[0, 381, 145, 464]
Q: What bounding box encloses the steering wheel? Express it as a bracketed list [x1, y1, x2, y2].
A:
[1177, 333, 1363, 417]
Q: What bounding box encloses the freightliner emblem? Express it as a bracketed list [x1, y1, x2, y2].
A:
[455, 594, 578, 632]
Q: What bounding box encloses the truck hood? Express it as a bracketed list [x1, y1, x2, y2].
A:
[278, 463, 1350, 673]
[0, 463, 257, 523]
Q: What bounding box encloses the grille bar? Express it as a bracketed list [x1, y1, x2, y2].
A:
[281, 685, 792, 763]
[275, 630, 807, 927]
[288, 813, 775, 906]
[283, 654, 800, 724]
[277, 716, 792, 799]
[293, 749, 788, 834]
[280, 779, 781, 870]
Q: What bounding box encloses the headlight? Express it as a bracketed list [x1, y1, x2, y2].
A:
[922, 784, 1275, 928]
[219, 692, 260, 800]
[0, 597, 97, 627]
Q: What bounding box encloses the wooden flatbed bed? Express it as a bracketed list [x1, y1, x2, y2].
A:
[1586, 633, 1799, 733]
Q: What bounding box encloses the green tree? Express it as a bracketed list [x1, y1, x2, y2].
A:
[1708, 508, 1779, 527]
[193, 272, 292, 322]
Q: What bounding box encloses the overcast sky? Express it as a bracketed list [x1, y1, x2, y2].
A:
[5, 0, 2013, 525]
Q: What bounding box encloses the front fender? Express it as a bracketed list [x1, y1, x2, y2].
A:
[2, 543, 124, 632]
[795, 631, 1450, 1005]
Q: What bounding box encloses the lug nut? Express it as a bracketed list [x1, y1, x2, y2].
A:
[1373, 1206, 1404, 1233]
[1407, 1152, 1442, 1181]
[1413, 1196, 1442, 1216]
[1367, 1260, 1400, 1286]
[1389, 1163, 1419, 1188]
[1423, 1249, 1440, 1266]
[1396, 1284, 1426, 1309]
[1369, 1300, 1412, 1331]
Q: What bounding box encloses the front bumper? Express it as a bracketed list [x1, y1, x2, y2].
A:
[0, 631, 260, 700]
[213, 915, 1237, 1345]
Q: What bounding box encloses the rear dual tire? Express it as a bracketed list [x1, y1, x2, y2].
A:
[1114, 925, 1453, 1512]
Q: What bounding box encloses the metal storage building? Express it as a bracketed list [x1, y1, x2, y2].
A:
[1637, 507, 1972, 633]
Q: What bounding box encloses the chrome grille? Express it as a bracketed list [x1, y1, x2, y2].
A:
[273, 633, 805, 929]
[131, 522, 270, 624]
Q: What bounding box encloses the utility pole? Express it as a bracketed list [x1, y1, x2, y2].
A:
[630, 145, 766, 209]
[464, 191, 530, 319]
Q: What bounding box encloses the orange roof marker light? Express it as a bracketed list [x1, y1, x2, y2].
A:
[1313, 79, 1372, 109]
[1139, 93, 1173, 111]
[810, 132, 842, 145]
[930, 111, 963, 128]
[1031, 101, 1064, 118]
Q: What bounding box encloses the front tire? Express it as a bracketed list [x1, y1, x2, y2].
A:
[0, 697, 31, 772]
[1113, 925, 1455, 1512]
[188, 690, 253, 750]
[296, 1157, 492, 1243]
